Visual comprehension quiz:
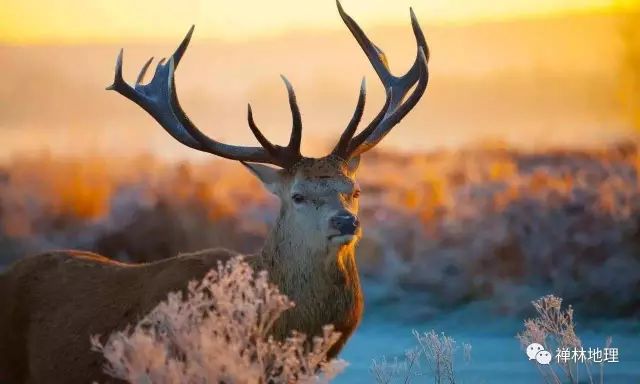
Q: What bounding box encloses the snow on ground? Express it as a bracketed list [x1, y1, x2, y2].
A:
[336, 291, 640, 384]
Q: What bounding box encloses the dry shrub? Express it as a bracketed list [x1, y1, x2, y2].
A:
[370, 330, 471, 384]
[91, 256, 346, 383]
[517, 295, 611, 384]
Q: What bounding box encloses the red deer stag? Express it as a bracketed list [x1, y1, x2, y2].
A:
[0, 2, 429, 383]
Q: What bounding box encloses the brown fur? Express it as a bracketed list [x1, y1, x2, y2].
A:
[0, 157, 364, 384]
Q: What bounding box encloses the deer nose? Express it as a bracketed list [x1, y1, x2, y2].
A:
[330, 211, 360, 235]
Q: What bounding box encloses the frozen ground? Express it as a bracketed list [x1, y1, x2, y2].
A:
[336, 288, 640, 384]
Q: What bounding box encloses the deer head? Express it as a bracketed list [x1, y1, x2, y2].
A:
[106, 0, 429, 258]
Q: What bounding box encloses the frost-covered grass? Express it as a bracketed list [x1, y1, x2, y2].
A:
[517, 295, 612, 384]
[361, 295, 622, 384]
[88, 273, 638, 384]
[91, 256, 346, 384]
[2, 143, 640, 315]
[370, 330, 471, 384]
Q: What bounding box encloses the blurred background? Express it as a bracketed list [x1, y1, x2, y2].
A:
[1, 0, 640, 382]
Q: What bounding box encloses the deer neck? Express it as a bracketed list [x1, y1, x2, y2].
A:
[261, 224, 360, 290]
[258, 215, 362, 337]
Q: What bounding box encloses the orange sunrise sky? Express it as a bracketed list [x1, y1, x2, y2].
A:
[1, 0, 634, 44]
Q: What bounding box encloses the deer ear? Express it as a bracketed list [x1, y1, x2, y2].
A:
[241, 162, 282, 194]
[346, 155, 360, 175]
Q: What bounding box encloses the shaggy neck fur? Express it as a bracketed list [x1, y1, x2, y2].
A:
[259, 210, 362, 344]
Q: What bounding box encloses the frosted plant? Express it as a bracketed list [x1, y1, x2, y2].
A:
[517, 295, 611, 384]
[370, 330, 471, 384]
[91, 256, 346, 384]
[417, 330, 456, 383]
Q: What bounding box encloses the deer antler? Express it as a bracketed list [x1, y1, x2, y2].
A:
[332, 0, 429, 159]
[107, 26, 303, 168]
[108, 1, 428, 167]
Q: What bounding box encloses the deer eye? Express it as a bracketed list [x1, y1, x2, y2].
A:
[291, 193, 306, 204]
[353, 190, 361, 199]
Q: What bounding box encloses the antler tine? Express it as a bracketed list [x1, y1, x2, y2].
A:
[332, 78, 366, 158]
[351, 48, 428, 156]
[242, 76, 307, 167]
[347, 88, 392, 153]
[105, 49, 128, 92]
[247, 104, 278, 156]
[172, 24, 195, 65]
[280, 75, 302, 154]
[107, 25, 302, 167]
[410, 8, 429, 62]
[336, 0, 392, 84]
[397, 8, 430, 87]
[337, 1, 430, 158]
[135, 56, 154, 85]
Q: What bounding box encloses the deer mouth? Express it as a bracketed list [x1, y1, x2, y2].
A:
[328, 234, 357, 245]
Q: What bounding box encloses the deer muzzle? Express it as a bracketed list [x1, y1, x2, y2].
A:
[330, 212, 360, 237]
